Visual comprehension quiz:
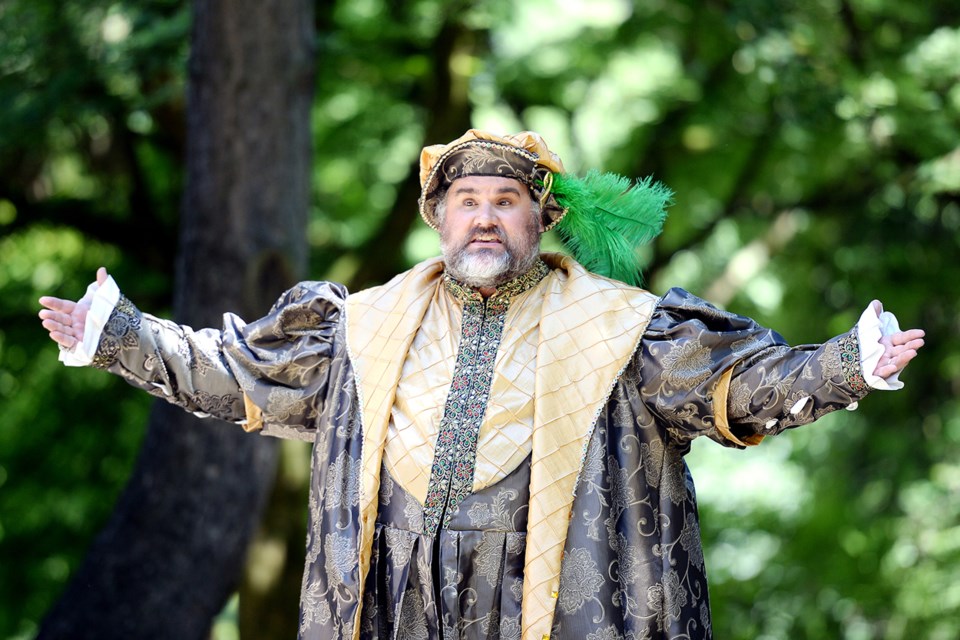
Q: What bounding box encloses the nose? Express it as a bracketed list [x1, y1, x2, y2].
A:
[473, 200, 497, 223]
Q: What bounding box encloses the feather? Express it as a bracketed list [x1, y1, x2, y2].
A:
[550, 169, 672, 286]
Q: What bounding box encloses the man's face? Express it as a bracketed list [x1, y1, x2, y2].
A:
[439, 176, 543, 289]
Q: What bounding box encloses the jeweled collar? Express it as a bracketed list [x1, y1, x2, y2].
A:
[443, 259, 550, 305]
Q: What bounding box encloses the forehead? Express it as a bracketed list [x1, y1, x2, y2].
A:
[448, 175, 530, 197]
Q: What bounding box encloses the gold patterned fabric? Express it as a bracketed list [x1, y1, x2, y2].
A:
[383, 262, 549, 506]
[89, 258, 873, 640]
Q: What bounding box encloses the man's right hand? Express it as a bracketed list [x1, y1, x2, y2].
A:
[39, 267, 109, 350]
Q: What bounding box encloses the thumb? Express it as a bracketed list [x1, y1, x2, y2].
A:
[96, 267, 108, 285]
[870, 299, 883, 317]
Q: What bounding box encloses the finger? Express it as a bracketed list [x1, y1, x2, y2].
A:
[42, 318, 78, 338]
[874, 364, 896, 378]
[96, 267, 108, 285]
[875, 357, 909, 377]
[878, 350, 917, 374]
[891, 329, 925, 345]
[49, 331, 77, 348]
[906, 338, 924, 351]
[874, 347, 919, 377]
[893, 350, 918, 371]
[893, 338, 924, 353]
[39, 309, 76, 326]
[38, 296, 77, 313]
[871, 300, 883, 316]
[887, 339, 925, 358]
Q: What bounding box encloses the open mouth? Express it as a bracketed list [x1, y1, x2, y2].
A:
[469, 231, 503, 245]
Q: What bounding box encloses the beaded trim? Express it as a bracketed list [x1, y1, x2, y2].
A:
[92, 296, 142, 370]
[837, 332, 868, 395]
[422, 261, 549, 536]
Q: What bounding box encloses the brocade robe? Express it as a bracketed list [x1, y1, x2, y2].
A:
[91, 253, 870, 640]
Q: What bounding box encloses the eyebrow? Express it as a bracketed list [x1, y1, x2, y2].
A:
[451, 185, 523, 197]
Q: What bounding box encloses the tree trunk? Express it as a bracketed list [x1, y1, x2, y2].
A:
[37, 0, 315, 638]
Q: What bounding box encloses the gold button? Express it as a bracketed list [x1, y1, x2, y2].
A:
[551, 590, 558, 598]
[542, 635, 550, 640]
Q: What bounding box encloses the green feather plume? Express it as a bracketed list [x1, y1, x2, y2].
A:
[550, 169, 673, 287]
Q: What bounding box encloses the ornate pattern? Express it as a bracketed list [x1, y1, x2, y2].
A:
[837, 332, 868, 394]
[557, 548, 605, 613]
[421, 261, 548, 536]
[440, 142, 538, 189]
[92, 295, 141, 369]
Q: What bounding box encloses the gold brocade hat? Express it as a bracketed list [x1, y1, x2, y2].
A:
[418, 129, 673, 287]
[418, 129, 568, 231]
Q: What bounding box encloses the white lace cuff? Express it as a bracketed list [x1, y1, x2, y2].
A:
[856, 302, 904, 391]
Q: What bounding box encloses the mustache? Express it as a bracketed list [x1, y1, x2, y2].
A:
[466, 225, 506, 243]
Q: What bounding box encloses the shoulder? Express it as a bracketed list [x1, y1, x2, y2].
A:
[654, 287, 740, 320]
[646, 287, 770, 338]
[271, 281, 348, 311]
[262, 281, 350, 335]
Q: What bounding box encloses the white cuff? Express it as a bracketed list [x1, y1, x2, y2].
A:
[58, 276, 121, 367]
[856, 302, 904, 391]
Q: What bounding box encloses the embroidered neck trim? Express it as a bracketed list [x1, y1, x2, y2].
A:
[442, 259, 550, 305]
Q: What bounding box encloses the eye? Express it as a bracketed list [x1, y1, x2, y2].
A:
[497, 198, 514, 206]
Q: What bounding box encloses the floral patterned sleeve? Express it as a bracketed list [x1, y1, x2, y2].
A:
[91, 281, 346, 440]
[638, 287, 870, 448]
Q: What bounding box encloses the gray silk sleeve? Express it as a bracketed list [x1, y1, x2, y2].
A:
[639, 287, 870, 448]
[92, 281, 346, 438]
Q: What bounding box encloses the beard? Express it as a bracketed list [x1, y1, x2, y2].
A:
[441, 218, 541, 289]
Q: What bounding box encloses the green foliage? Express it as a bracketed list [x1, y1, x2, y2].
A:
[0, 228, 153, 638]
[2, 0, 959, 638]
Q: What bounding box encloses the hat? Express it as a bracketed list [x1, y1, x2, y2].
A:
[418, 129, 673, 287]
[418, 129, 567, 231]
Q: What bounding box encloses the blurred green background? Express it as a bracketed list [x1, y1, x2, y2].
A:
[2, 0, 959, 638]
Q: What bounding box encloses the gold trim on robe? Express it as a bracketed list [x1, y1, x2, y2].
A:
[241, 393, 264, 433]
[713, 366, 765, 447]
[522, 254, 658, 640]
[344, 258, 445, 637]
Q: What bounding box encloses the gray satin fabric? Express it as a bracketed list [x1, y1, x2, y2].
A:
[94, 280, 869, 640]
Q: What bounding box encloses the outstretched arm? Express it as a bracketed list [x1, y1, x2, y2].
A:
[640, 288, 925, 448]
[39, 269, 345, 439]
[40, 267, 251, 421]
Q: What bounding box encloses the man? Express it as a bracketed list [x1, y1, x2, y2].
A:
[40, 130, 923, 640]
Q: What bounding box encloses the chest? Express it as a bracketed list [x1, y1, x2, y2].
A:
[383, 291, 542, 507]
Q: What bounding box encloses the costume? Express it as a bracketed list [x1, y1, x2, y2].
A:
[59, 130, 902, 640]
[77, 252, 879, 640]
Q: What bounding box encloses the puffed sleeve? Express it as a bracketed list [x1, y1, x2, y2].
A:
[638, 288, 870, 448]
[92, 281, 347, 440]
